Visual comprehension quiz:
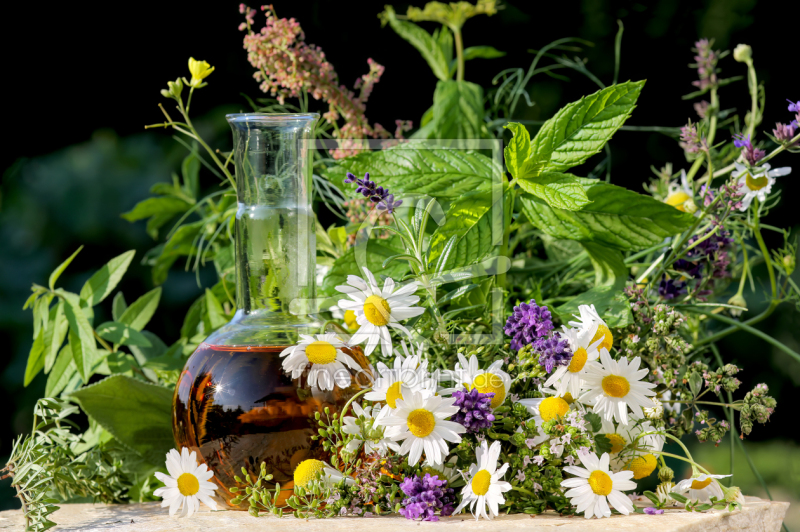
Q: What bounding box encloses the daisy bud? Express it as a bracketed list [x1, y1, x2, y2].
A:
[727, 293, 747, 317]
[733, 44, 752, 63]
[658, 465, 674, 483]
[721, 484, 746, 504]
[683, 198, 698, 214]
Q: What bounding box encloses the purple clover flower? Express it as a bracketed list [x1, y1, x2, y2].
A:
[658, 275, 686, 300]
[644, 507, 665, 515]
[732, 134, 766, 166]
[344, 172, 403, 213]
[398, 474, 455, 522]
[534, 333, 572, 373]
[451, 389, 495, 433]
[504, 299, 553, 351]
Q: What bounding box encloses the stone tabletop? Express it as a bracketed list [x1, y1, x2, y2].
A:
[0, 497, 788, 531]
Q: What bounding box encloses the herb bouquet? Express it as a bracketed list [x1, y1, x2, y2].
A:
[4, 1, 798, 529]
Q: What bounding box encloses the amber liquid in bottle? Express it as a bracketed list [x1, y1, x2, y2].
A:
[172, 343, 370, 508]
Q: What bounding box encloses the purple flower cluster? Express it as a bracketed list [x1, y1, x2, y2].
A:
[451, 389, 495, 433]
[773, 99, 799, 144]
[658, 274, 686, 300]
[344, 171, 402, 213]
[504, 299, 553, 351]
[534, 334, 573, 373]
[680, 122, 707, 154]
[692, 39, 719, 91]
[789, 99, 800, 127]
[644, 507, 665, 515]
[398, 474, 455, 522]
[733, 134, 766, 166]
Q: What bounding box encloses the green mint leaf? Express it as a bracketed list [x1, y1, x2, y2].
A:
[95, 321, 153, 347]
[118, 287, 161, 332]
[45, 344, 76, 397]
[520, 177, 694, 250]
[556, 285, 633, 328]
[529, 80, 645, 172]
[519, 172, 591, 211]
[463, 45, 505, 60]
[48, 246, 83, 290]
[431, 80, 488, 140]
[382, 6, 450, 81]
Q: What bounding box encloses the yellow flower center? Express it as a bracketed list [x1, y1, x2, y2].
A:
[568, 347, 588, 373]
[386, 381, 404, 409]
[690, 477, 713, 490]
[588, 470, 613, 496]
[602, 375, 630, 398]
[666, 191, 691, 211]
[745, 172, 769, 191]
[343, 309, 359, 331]
[305, 341, 338, 365]
[177, 472, 200, 496]
[624, 454, 658, 479]
[592, 323, 613, 351]
[471, 469, 492, 496]
[363, 295, 391, 326]
[406, 408, 436, 438]
[607, 433, 626, 454]
[471, 373, 506, 409]
[562, 392, 575, 404]
[539, 397, 569, 422]
[294, 459, 325, 488]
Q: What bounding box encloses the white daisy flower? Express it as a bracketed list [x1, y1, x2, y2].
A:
[568, 304, 613, 353]
[675, 473, 730, 503]
[664, 170, 697, 213]
[598, 415, 664, 478]
[154, 448, 218, 518]
[364, 351, 435, 421]
[579, 349, 657, 425]
[336, 267, 425, 356]
[560, 450, 637, 519]
[375, 389, 465, 466]
[519, 390, 573, 447]
[341, 402, 400, 456]
[544, 326, 602, 398]
[453, 440, 512, 520]
[733, 162, 791, 211]
[293, 459, 355, 488]
[446, 353, 512, 410]
[279, 333, 362, 391]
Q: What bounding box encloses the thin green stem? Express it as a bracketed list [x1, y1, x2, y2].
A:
[651, 450, 711, 475]
[454, 28, 465, 81]
[745, 59, 758, 139]
[752, 201, 777, 298]
[698, 311, 800, 364]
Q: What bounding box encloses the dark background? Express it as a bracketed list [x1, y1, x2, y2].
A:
[1, 0, 798, 518]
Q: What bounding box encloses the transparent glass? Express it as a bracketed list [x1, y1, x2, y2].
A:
[172, 113, 371, 509]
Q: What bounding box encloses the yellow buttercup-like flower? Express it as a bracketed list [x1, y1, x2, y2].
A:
[188, 57, 215, 87]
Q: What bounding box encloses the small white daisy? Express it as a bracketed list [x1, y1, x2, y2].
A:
[375, 389, 465, 466]
[446, 353, 512, 410]
[341, 402, 400, 456]
[154, 448, 218, 518]
[336, 267, 425, 356]
[675, 473, 730, 503]
[544, 325, 602, 398]
[518, 390, 573, 448]
[453, 440, 512, 520]
[579, 349, 657, 424]
[664, 170, 696, 213]
[293, 459, 355, 488]
[568, 304, 613, 353]
[279, 333, 362, 391]
[733, 162, 791, 211]
[561, 450, 637, 519]
[364, 352, 435, 420]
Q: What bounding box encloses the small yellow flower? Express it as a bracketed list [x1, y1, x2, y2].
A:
[188, 57, 215, 87]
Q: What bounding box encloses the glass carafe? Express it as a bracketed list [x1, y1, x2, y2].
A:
[172, 113, 370, 508]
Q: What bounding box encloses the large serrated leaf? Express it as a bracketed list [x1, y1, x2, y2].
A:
[582, 242, 628, 287]
[382, 6, 450, 81]
[529, 80, 645, 172]
[431, 80, 488, 140]
[428, 183, 508, 270]
[521, 178, 694, 250]
[519, 172, 591, 211]
[325, 148, 499, 200]
[69, 375, 174, 465]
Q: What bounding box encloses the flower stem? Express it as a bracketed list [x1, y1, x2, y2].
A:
[454, 29, 465, 81]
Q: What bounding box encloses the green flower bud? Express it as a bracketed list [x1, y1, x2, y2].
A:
[733, 44, 752, 62]
[783, 254, 795, 275]
[658, 465, 674, 483]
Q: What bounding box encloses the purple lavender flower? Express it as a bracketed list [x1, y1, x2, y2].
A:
[644, 507, 665, 515]
[451, 389, 495, 433]
[534, 333, 572, 373]
[788, 100, 800, 113]
[504, 299, 553, 351]
[658, 275, 686, 300]
[344, 172, 403, 213]
[732, 134, 766, 166]
[398, 474, 456, 522]
[692, 39, 719, 91]
[773, 122, 798, 143]
[680, 122, 706, 154]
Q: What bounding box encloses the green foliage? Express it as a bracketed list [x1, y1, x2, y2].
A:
[520, 178, 695, 250]
[79, 250, 135, 306]
[380, 6, 451, 81]
[320, 241, 411, 297]
[70, 376, 174, 465]
[430, 80, 490, 139]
